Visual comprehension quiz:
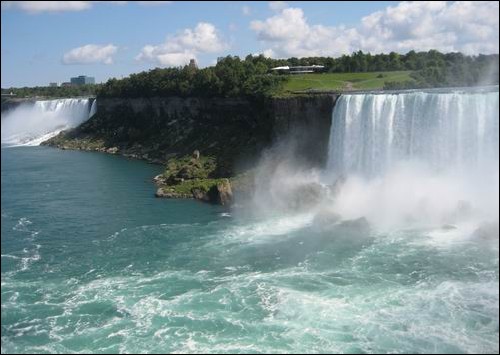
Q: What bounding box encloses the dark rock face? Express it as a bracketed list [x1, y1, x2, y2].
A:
[271, 95, 337, 168]
[44, 95, 339, 172]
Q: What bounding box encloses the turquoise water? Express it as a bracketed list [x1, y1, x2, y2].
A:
[1, 146, 499, 354]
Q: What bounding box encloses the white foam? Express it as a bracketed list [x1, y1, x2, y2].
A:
[1, 98, 93, 146]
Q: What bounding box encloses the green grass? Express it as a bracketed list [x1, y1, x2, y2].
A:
[163, 155, 217, 181]
[280, 71, 413, 93]
[168, 178, 225, 194]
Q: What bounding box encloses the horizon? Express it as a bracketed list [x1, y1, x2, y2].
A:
[1, 1, 499, 87]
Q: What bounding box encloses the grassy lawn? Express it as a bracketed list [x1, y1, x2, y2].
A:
[280, 71, 413, 93]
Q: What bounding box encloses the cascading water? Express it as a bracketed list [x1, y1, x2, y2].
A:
[89, 99, 97, 119]
[1, 98, 94, 147]
[327, 87, 499, 177]
[325, 87, 500, 229]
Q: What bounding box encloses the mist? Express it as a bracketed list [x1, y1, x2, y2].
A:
[238, 87, 500, 246]
[1, 98, 93, 147]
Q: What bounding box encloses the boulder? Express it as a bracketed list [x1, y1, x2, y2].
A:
[191, 188, 210, 202]
[215, 179, 233, 206]
[155, 187, 169, 197]
[192, 150, 200, 160]
[153, 174, 167, 184]
[155, 187, 191, 199]
[107, 147, 119, 154]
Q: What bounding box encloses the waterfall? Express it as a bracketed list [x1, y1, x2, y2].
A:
[1, 98, 93, 147]
[326, 87, 499, 228]
[89, 99, 97, 119]
[327, 87, 499, 177]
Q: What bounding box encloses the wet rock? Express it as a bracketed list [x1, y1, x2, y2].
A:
[215, 179, 233, 206]
[153, 174, 167, 184]
[191, 188, 210, 202]
[155, 187, 191, 199]
[106, 147, 119, 154]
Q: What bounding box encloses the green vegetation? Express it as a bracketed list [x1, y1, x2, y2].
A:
[97, 56, 286, 99]
[4, 50, 497, 99]
[158, 154, 229, 199]
[282, 71, 413, 92]
[162, 155, 218, 182]
[96, 51, 497, 98]
[1, 84, 99, 98]
[167, 178, 226, 195]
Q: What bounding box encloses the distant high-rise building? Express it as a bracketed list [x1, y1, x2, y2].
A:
[70, 75, 95, 85]
[188, 58, 198, 69]
[49, 82, 58, 87]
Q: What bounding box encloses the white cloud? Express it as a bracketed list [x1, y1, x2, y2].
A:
[268, 1, 288, 12]
[136, 22, 228, 67]
[63, 44, 118, 64]
[1, 1, 172, 13]
[242, 5, 251, 16]
[251, 1, 499, 58]
[1, 1, 92, 13]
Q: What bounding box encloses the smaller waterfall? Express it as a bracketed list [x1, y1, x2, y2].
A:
[89, 99, 97, 118]
[1, 98, 93, 147]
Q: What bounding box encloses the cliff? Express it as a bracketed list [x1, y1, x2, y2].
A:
[44, 95, 338, 172]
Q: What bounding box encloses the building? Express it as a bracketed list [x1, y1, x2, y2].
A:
[61, 82, 73, 87]
[270, 65, 325, 74]
[188, 58, 198, 70]
[49, 82, 58, 87]
[70, 75, 95, 85]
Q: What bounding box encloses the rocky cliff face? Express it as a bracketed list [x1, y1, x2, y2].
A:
[271, 94, 337, 167]
[44, 94, 338, 174]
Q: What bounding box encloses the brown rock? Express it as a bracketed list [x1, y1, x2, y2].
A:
[215, 179, 233, 206]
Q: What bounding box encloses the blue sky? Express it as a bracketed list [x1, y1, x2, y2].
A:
[1, 1, 499, 87]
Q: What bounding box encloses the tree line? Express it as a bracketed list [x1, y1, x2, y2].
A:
[2, 50, 498, 98]
[97, 50, 499, 97]
[1, 84, 100, 99]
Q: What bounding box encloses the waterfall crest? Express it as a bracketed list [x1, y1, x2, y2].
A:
[327, 88, 499, 177]
[1, 98, 93, 147]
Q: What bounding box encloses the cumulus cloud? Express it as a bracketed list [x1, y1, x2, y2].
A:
[62, 44, 118, 65]
[251, 1, 499, 58]
[1, 1, 172, 13]
[136, 22, 228, 67]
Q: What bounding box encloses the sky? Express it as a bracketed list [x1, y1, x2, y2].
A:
[1, 1, 499, 87]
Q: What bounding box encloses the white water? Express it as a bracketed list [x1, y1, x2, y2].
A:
[327, 88, 499, 177]
[1, 98, 94, 147]
[326, 87, 500, 230]
[89, 99, 97, 118]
